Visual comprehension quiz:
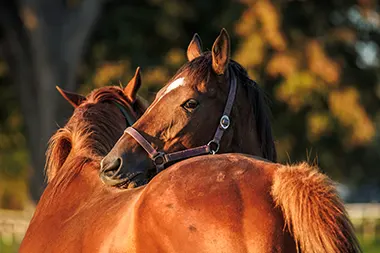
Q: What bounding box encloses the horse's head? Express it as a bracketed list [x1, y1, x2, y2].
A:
[45, 68, 147, 184]
[100, 29, 276, 187]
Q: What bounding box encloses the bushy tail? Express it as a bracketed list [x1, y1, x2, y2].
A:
[271, 163, 362, 253]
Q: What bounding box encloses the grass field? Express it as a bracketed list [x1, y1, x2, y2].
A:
[0, 241, 20, 253]
[359, 236, 380, 253]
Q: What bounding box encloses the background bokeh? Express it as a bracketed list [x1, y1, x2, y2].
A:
[0, 0, 380, 252]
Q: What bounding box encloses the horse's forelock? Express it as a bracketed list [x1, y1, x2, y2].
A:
[170, 52, 212, 89]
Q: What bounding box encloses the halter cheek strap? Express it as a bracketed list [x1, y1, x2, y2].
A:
[125, 70, 237, 173]
[113, 102, 137, 126]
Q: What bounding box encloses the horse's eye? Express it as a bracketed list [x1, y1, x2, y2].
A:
[182, 99, 199, 111]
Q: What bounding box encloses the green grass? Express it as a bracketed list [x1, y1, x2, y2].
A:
[0, 240, 20, 253]
[359, 237, 380, 253]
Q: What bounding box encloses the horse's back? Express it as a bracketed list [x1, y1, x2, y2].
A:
[133, 153, 296, 253]
[21, 154, 296, 253]
[20, 185, 144, 253]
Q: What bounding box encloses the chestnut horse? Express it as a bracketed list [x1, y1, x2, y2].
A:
[20, 68, 148, 252]
[128, 153, 361, 253]
[98, 29, 361, 252]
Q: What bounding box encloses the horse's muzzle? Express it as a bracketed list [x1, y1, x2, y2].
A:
[99, 156, 145, 188]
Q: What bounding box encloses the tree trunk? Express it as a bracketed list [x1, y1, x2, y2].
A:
[0, 0, 103, 203]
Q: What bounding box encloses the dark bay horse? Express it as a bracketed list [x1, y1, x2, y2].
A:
[98, 30, 361, 252]
[20, 68, 148, 252]
[100, 29, 276, 187]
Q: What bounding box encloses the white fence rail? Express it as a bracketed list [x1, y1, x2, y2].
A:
[1, 203, 380, 246]
[346, 203, 380, 241]
[0, 208, 34, 247]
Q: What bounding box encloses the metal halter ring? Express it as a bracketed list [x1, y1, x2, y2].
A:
[207, 140, 220, 155]
[153, 152, 166, 167]
[220, 115, 230, 130]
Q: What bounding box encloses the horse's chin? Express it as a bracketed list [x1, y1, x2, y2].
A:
[124, 174, 148, 189]
[99, 171, 146, 189]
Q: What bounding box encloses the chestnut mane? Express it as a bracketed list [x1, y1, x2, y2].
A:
[45, 86, 146, 188]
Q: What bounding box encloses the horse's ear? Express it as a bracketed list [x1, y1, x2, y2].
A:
[56, 86, 86, 108]
[124, 67, 141, 103]
[211, 28, 231, 75]
[187, 33, 203, 61]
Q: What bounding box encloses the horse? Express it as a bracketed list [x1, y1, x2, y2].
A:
[98, 29, 361, 252]
[19, 68, 148, 252]
[100, 29, 277, 187]
[126, 153, 361, 253]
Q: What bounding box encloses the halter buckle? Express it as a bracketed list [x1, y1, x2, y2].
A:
[207, 140, 220, 155]
[220, 115, 230, 130]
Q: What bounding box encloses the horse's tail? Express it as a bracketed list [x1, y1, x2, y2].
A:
[271, 163, 361, 253]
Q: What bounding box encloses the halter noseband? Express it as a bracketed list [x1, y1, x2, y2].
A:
[124, 70, 237, 173]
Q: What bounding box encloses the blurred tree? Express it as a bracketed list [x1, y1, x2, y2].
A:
[80, 0, 242, 94]
[0, 57, 28, 209]
[234, 0, 380, 194]
[0, 0, 105, 202]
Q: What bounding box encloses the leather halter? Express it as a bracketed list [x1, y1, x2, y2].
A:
[124, 70, 237, 173]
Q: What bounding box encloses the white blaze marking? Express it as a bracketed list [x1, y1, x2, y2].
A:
[146, 77, 185, 114]
[165, 77, 185, 94]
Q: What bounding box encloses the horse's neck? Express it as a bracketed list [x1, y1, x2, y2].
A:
[226, 82, 263, 156]
[38, 163, 103, 216]
[24, 163, 119, 249]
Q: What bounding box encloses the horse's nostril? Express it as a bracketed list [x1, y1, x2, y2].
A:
[102, 158, 122, 178]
